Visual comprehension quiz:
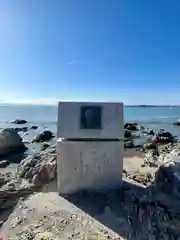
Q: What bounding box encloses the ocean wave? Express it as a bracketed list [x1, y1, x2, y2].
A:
[128, 119, 176, 125]
[0, 120, 57, 125]
[28, 121, 57, 125]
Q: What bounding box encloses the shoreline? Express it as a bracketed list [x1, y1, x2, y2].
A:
[0, 121, 180, 238]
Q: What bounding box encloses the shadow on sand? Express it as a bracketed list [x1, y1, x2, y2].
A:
[1, 163, 180, 239]
[60, 180, 151, 239]
[0, 179, 146, 239]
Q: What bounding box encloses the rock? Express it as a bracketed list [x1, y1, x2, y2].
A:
[124, 139, 134, 148]
[14, 127, 22, 132]
[31, 125, 38, 130]
[32, 131, 54, 143]
[124, 130, 132, 138]
[125, 170, 153, 186]
[173, 120, 180, 126]
[21, 127, 28, 132]
[15, 227, 35, 239]
[143, 142, 157, 151]
[0, 220, 4, 227]
[0, 128, 27, 156]
[0, 160, 9, 168]
[0, 172, 12, 188]
[155, 157, 180, 199]
[0, 178, 22, 192]
[146, 129, 154, 135]
[151, 130, 174, 144]
[124, 123, 138, 131]
[18, 155, 40, 179]
[34, 232, 57, 240]
[14, 127, 28, 132]
[32, 162, 56, 186]
[40, 143, 50, 151]
[1, 199, 18, 211]
[17, 148, 57, 187]
[11, 119, 27, 124]
[142, 150, 158, 168]
[155, 163, 175, 194]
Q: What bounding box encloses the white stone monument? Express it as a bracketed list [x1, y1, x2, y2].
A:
[57, 101, 124, 195]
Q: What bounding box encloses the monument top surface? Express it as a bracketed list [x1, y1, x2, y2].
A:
[57, 101, 124, 139]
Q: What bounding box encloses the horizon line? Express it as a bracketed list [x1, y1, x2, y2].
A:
[1, 102, 180, 107]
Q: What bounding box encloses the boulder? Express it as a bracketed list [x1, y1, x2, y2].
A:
[21, 127, 28, 132]
[143, 142, 157, 151]
[173, 121, 180, 126]
[32, 131, 54, 143]
[0, 160, 9, 168]
[124, 123, 138, 131]
[142, 150, 158, 168]
[31, 125, 38, 130]
[146, 129, 154, 135]
[155, 159, 180, 197]
[11, 119, 27, 124]
[14, 127, 28, 132]
[17, 146, 57, 187]
[32, 161, 57, 186]
[0, 128, 26, 156]
[124, 139, 134, 148]
[0, 172, 12, 188]
[40, 143, 50, 151]
[125, 170, 153, 186]
[124, 130, 132, 138]
[155, 163, 175, 194]
[140, 125, 145, 130]
[151, 130, 174, 144]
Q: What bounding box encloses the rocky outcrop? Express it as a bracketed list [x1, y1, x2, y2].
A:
[151, 130, 174, 144]
[173, 120, 180, 126]
[0, 160, 9, 168]
[0, 174, 40, 216]
[125, 170, 153, 186]
[31, 125, 38, 130]
[2, 139, 180, 239]
[11, 119, 27, 124]
[142, 150, 159, 168]
[124, 123, 138, 131]
[124, 139, 134, 148]
[14, 127, 28, 132]
[0, 172, 12, 188]
[143, 142, 157, 151]
[155, 158, 180, 197]
[124, 130, 132, 138]
[17, 146, 57, 187]
[32, 130, 54, 143]
[0, 128, 26, 156]
[40, 143, 50, 151]
[144, 129, 155, 135]
[155, 163, 174, 193]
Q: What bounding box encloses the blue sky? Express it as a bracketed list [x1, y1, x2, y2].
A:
[0, 0, 180, 105]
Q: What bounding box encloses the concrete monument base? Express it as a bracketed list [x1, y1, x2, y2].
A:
[57, 139, 123, 195]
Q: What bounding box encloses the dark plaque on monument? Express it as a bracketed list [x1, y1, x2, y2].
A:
[80, 106, 102, 130]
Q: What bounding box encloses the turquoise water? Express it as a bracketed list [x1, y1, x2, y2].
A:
[125, 106, 180, 124]
[0, 104, 180, 137]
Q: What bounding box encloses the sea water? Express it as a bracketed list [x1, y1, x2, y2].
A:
[0, 104, 180, 137]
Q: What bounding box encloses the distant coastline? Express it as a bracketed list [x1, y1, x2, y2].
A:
[125, 105, 180, 107]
